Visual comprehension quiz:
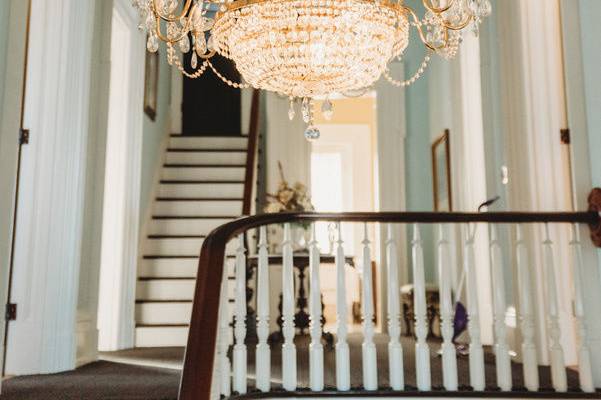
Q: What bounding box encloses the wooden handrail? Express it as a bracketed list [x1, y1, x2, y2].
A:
[179, 204, 601, 400]
[242, 89, 261, 216]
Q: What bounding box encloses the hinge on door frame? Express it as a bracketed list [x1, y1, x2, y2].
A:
[5, 303, 16, 321]
[19, 128, 29, 145]
[560, 128, 571, 145]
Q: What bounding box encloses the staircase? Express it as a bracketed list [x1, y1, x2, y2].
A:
[135, 134, 249, 347]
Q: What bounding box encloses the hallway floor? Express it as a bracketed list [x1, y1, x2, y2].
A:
[0, 335, 593, 399]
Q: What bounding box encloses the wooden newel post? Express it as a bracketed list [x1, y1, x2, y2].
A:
[588, 188, 601, 247]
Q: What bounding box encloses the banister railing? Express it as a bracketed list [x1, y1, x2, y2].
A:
[179, 191, 601, 400]
[242, 89, 261, 217]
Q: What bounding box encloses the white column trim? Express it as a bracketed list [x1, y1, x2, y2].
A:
[4, 0, 96, 375]
[375, 60, 407, 331]
[494, 0, 577, 364]
[97, 0, 145, 351]
[559, 0, 601, 385]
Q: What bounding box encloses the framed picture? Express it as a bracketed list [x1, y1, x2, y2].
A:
[144, 45, 159, 121]
[431, 129, 452, 212]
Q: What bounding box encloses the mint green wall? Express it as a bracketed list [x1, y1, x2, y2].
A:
[578, 0, 601, 284]
[0, 2, 10, 112]
[403, 0, 435, 282]
[579, 0, 601, 186]
[139, 44, 172, 226]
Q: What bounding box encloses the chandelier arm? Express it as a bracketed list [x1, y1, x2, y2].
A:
[152, 0, 194, 22]
[198, 48, 217, 60]
[442, 14, 474, 31]
[403, 6, 448, 51]
[207, 60, 250, 89]
[422, 0, 456, 14]
[153, 12, 194, 44]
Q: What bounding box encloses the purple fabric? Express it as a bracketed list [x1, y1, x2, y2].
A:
[453, 302, 468, 342]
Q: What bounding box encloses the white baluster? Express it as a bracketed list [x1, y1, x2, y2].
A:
[464, 225, 485, 391]
[335, 223, 351, 391]
[361, 224, 378, 390]
[437, 224, 458, 391]
[569, 224, 594, 393]
[219, 260, 232, 397]
[515, 225, 539, 391]
[412, 224, 431, 391]
[386, 224, 404, 391]
[308, 223, 324, 391]
[542, 224, 567, 392]
[233, 234, 247, 394]
[255, 226, 271, 392]
[489, 225, 512, 391]
[282, 223, 297, 390]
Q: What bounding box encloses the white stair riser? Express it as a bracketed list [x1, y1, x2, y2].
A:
[139, 258, 236, 279]
[137, 279, 235, 301]
[135, 326, 189, 347]
[162, 167, 245, 181]
[158, 183, 244, 198]
[136, 303, 192, 325]
[169, 136, 247, 149]
[143, 238, 238, 256]
[148, 218, 234, 235]
[137, 280, 195, 300]
[165, 151, 246, 165]
[153, 200, 242, 217]
[139, 259, 198, 278]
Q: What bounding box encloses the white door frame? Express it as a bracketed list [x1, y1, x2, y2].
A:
[97, 0, 145, 351]
[0, 0, 30, 385]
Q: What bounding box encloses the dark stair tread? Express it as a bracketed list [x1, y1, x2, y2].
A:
[151, 215, 237, 219]
[170, 133, 248, 138]
[147, 235, 207, 239]
[136, 299, 193, 304]
[163, 163, 246, 168]
[160, 180, 244, 184]
[138, 276, 196, 281]
[155, 197, 243, 202]
[166, 148, 246, 153]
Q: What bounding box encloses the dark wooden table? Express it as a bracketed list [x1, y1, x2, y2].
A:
[247, 252, 355, 346]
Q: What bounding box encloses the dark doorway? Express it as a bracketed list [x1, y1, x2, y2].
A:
[182, 53, 241, 136]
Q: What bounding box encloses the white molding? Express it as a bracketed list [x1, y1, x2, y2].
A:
[493, 0, 577, 364]
[75, 0, 113, 368]
[375, 61, 407, 331]
[170, 65, 183, 134]
[97, 0, 145, 351]
[559, 0, 601, 385]
[454, 33, 493, 345]
[5, 0, 96, 375]
[0, 1, 29, 386]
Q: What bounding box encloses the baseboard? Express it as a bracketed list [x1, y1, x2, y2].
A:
[76, 319, 98, 368]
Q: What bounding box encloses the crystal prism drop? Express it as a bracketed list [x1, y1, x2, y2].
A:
[207, 36, 215, 52]
[195, 34, 207, 56]
[179, 35, 190, 53]
[191, 52, 198, 69]
[288, 99, 295, 120]
[147, 35, 159, 53]
[321, 99, 333, 120]
[304, 125, 320, 141]
[301, 98, 310, 123]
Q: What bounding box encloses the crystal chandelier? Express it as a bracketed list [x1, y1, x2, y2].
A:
[134, 0, 491, 139]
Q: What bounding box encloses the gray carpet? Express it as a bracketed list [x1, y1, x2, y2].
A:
[0, 361, 180, 400]
[0, 334, 589, 399]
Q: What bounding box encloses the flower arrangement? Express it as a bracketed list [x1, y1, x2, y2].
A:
[264, 162, 315, 214]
